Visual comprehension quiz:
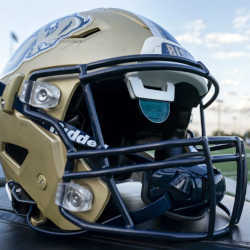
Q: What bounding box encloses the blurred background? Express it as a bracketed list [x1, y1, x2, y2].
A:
[0, 0, 250, 186]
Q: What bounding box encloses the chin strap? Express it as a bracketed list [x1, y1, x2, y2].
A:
[218, 202, 230, 216]
[107, 193, 172, 226]
[25, 193, 172, 236]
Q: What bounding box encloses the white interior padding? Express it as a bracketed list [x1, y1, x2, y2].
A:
[117, 182, 145, 211]
[126, 74, 175, 101]
[125, 36, 208, 98]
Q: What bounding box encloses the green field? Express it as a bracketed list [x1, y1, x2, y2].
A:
[212, 145, 250, 182]
[148, 145, 250, 182]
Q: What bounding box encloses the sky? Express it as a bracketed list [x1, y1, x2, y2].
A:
[0, 0, 249, 135]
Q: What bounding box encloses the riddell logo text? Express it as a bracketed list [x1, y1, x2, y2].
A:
[49, 123, 97, 148]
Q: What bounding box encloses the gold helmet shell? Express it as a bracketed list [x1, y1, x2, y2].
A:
[0, 8, 245, 241]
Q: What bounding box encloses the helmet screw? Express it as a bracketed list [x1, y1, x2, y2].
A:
[37, 174, 47, 190]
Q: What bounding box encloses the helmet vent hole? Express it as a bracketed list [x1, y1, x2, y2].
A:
[4, 143, 28, 165]
[69, 27, 100, 39]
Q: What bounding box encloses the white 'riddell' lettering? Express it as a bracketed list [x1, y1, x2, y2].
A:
[166, 44, 176, 56]
[76, 134, 90, 145]
[67, 129, 80, 140]
[174, 46, 181, 57]
[49, 126, 58, 134]
[87, 140, 97, 147]
[49, 123, 97, 148]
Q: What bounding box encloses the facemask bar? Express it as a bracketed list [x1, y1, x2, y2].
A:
[18, 54, 247, 241]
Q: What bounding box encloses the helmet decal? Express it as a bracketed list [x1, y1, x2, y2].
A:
[161, 42, 194, 60]
[141, 36, 194, 61]
[49, 122, 98, 148]
[2, 14, 93, 77]
[139, 99, 170, 123]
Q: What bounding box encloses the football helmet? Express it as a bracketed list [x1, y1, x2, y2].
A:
[0, 8, 247, 241]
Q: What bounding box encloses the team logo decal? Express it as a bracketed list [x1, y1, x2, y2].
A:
[2, 14, 93, 76]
